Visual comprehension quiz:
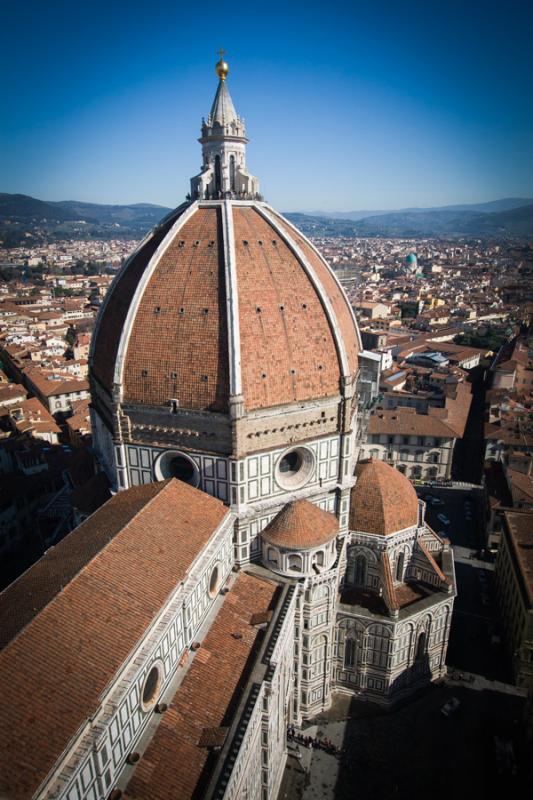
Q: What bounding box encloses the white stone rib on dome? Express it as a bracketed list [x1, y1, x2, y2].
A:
[222, 200, 242, 398]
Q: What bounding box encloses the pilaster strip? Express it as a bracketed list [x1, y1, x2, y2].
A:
[222, 200, 243, 397]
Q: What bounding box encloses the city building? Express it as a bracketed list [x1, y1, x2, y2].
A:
[494, 509, 533, 687]
[360, 382, 472, 481]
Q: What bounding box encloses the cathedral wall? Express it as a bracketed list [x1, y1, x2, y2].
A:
[116, 430, 354, 568]
[297, 574, 338, 719]
[334, 598, 453, 704]
[91, 407, 116, 488]
[45, 517, 234, 800]
[213, 582, 297, 800]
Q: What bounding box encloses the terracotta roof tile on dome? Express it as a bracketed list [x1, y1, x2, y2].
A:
[262, 499, 338, 550]
[233, 207, 342, 408]
[271, 209, 360, 376]
[91, 205, 187, 394]
[350, 459, 419, 536]
[122, 206, 230, 412]
[90, 201, 361, 415]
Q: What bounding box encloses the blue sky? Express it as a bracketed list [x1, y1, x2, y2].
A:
[1, 0, 532, 211]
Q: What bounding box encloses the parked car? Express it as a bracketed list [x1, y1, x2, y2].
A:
[437, 513, 450, 525]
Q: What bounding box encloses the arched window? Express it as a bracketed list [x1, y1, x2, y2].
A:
[344, 636, 357, 668]
[396, 552, 405, 581]
[229, 155, 236, 191]
[398, 464, 407, 474]
[214, 155, 221, 194]
[354, 554, 367, 586]
[415, 631, 426, 662]
[288, 553, 302, 572]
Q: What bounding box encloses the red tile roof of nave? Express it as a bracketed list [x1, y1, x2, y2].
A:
[0, 479, 229, 800]
[122, 206, 230, 412]
[124, 571, 279, 800]
[91, 206, 186, 393]
[350, 458, 419, 536]
[270, 209, 360, 377]
[233, 206, 341, 410]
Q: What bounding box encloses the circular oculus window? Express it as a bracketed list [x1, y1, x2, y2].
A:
[275, 446, 315, 490]
[155, 450, 200, 487]
[141, 662, 163, 712]
[208, 564, 221, 598]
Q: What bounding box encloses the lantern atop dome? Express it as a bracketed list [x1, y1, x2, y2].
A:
[190, 57, 260, 201]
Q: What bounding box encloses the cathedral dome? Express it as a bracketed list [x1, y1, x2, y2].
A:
[262, 499, 338, 549]
[91, 203, 359, 413]
[90, 67, 359, 417]
[349, 459, 419, 535]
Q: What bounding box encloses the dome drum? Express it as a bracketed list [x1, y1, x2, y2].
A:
[263, 538, 337, 578]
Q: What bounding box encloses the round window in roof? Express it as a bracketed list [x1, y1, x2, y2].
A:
[208, 563, 221, 598]
[141, 661, 163, 712]
[154, 450, 200, 487]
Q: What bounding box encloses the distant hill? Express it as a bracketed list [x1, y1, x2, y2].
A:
[351, 204, 533, 237]
[0, 193, 173, 242]
[1, 192, 532, 241]
[50, 200, 173, 227]
[0, 193, 79, 222]
[306, 197, 533, 222]
[285, 202, 533, 238]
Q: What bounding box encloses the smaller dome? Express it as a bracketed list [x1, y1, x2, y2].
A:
[405, 253, 417, 264]
[350, 459, 419, 535]
[262, 499, 338, 550]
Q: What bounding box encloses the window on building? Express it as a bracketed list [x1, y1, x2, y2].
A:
[396, 552, 405, 581]
[229, 155, 236, 191]
[344, 636, 357, 668]
[288, 553, 303, 572]
[415, 631, 426, 662]
[354, 554, 367, 586]
[214, 155, 221, 193]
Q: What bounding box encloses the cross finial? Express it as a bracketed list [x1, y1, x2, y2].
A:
[218, 48, 226, 60]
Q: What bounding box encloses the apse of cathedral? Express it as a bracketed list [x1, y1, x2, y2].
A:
[0, 58, 456, 800]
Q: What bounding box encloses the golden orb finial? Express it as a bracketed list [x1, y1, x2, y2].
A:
[215, 48, 229, 81]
